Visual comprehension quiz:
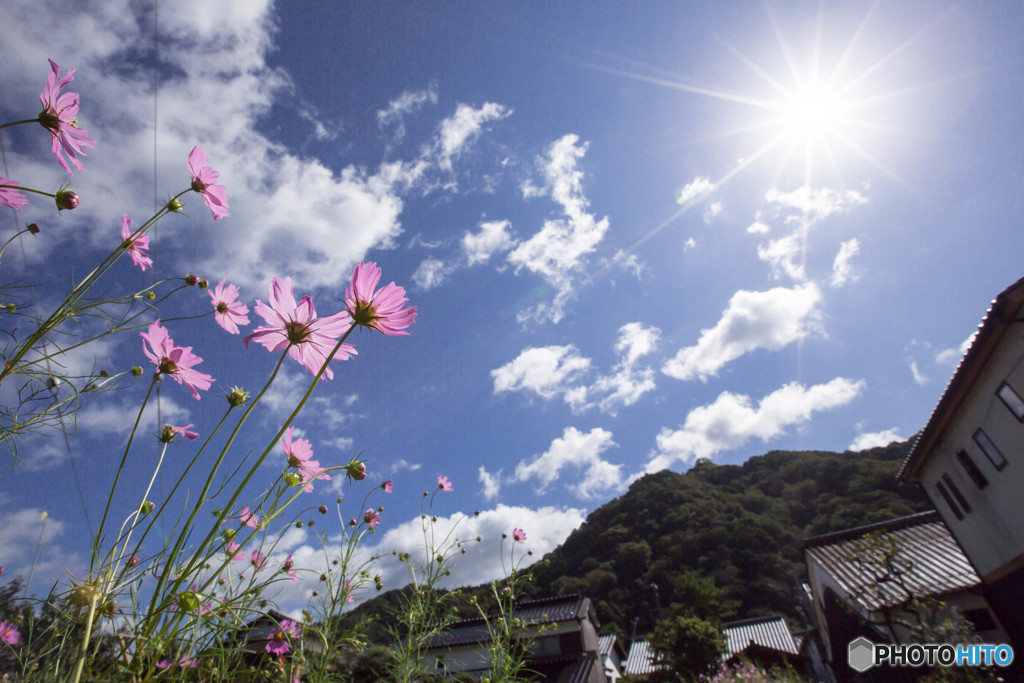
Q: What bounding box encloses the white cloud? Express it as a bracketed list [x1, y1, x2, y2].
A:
[76, 394, 190, 438]
[703, 201, 723, 224]
[437, 102, 511, 173]
[604, 249, 644, 278]
[492, 323, 660, 415]
[463, 220, 515, 266]
[677, 177, 716, 205]
[388, 458, 422, 474]
[491, 345, 591, 406]
[644, 378, 865, 473]
[267, 503, 585, 612]
[831, 238, 861, 287]
[763, 186, 868, 224]
[747, 221, 771, 235]
[758, 234, 806, 281]
[663, 284, 822, 382]
[935, 332, 975, 366]
[587, 322, 661, 415]
[478, 466, 502, 501]
[508, 135, 610, 324]
[412, 258, 451, 290]
[909, 360, 928, 385]
[377, 86, 438, 144]
[0, 507, 84, 592]
[849, 428, 904, 451]
[514, 427, 622, 499]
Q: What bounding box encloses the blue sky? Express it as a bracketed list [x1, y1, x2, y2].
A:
[2, 0, 1023, 612]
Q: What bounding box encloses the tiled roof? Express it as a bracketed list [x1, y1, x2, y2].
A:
[427, 594, 591, 648]
[804, 511, 980, 611]
[899, 274, 1024, 483]
[624, 639, 661, 675]
[721, 615, 799, 657]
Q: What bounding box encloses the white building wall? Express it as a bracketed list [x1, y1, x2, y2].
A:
[921, 331, 1024, 581]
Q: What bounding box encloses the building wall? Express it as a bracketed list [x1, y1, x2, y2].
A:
[919, 332, 1024, 582]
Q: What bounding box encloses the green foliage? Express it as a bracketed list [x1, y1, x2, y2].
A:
[518, 440, 927, 637]
[648, 615, 725, 682]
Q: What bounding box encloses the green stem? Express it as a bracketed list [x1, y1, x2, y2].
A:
[69, 596, 99, 683]
[0, 184, 55, 199]
[0, 119, 41, 130]
[90, 377, 157, 573]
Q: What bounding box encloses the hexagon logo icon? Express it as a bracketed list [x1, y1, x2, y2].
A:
[848, 637, 875, 672]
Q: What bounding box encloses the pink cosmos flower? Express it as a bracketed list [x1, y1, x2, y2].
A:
[156, 655, 198, 669]
[512, 528, 527, 543]
[266, 619, 301, 656]
[224, 541, 244, 561]
[280, 426, 331, 493]
[345, 262, 417, 335]
[209, 279, 249, 334]
[38, 59, 95, 175]
[140, 321, 213, 400]
[244, 276, 356, 380]
[0, 620, 19, 645]
[363, 509, 382, 528]
[438, 475, 453, 492]
[169, 424, 199, 441]
[239, 506, 260, 530]
[342, 578, 355, 604]
[250, 548, 266, 570]
[187, 146, 229, 220]
[382, 480, 393, 493]
[0, 178, 28, 210]
[120, 215, 152, 271]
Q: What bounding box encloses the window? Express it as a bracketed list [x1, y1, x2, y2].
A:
[973, 428, 1008, 470]
[942, 473, 972, 513]
[936, 480, 964, 520]
[957, 450, 988, 489]
[997, 382, 1024, 421]
[963, 608, 998, 632]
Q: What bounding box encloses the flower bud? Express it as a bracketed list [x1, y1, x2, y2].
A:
[145, 291, 156, 300]
[5, 304, 15, 313]
[198, 279, 208, 289]
[26, 223, 39, 234]
[69, 581, 103, 608]
[177, 591, 200, 612]
[100, 599, 117, 616]
[166, 197, 184, 213]
[141, 501, 155, 515]
[131, 366, 143, 376]
[283, 472, 302, 487]
[296, 521, 303, 528]
[318, 505, 327, 515]
[127, 555, 140, 568]
[55, 189, 78, 212]
[185, 274, 199, 286]
[226, 386, 249, 407]
[345, 459, 367, 481]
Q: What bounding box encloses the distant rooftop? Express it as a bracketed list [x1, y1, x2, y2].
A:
[722, 614, 799, 658]
[427, 594, 593, 648]
[804, 510, 980, 611]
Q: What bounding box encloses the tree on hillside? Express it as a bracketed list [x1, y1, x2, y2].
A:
[647, 615, 725, 682]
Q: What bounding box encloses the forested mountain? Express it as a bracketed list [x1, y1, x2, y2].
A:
[344, 440, 930, 641]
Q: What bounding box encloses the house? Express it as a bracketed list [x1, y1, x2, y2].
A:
[802, 511, 1008, 681]
[897, 274, 1024, 651]
[597, 634, 627, 681]
[622, 615, 804, 679]
[423, 593, 606, 681]
[720, 614, 805, 671]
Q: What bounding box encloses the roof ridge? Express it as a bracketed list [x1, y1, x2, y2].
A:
[802, 510, 941, 549]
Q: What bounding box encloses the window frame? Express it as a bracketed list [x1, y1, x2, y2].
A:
[973, 428, 1008, 471]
